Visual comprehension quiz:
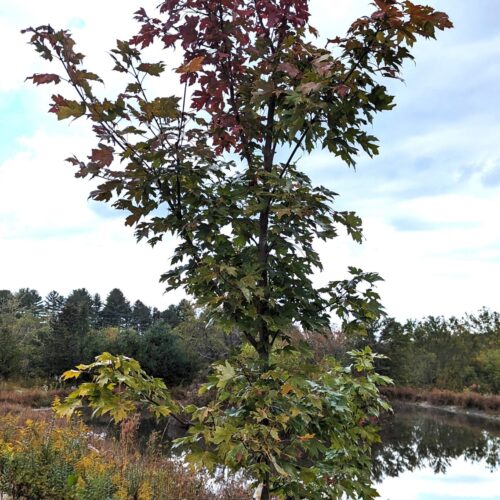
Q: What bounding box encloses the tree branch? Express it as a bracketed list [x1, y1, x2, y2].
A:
[278, 24, 384, 182]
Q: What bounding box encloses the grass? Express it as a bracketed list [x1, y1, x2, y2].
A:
[382, 386, 500, 413]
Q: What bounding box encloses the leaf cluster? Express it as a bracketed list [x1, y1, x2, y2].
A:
[56, 345, 392, 499]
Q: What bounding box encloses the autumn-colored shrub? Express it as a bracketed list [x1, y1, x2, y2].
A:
[0, 414, 250, 499]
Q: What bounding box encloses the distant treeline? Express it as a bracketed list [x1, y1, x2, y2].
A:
[1, 288, 498, 394]
[306, 309, 500, 394]
[0, 288, 240, 384]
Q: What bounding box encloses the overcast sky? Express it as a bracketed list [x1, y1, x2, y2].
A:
[0, 1, 499, 320]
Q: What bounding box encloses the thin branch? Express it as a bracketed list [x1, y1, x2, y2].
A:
[253, 0, 276, 54]
[278, 24, 384, 182]
[139, 391, 191, 427]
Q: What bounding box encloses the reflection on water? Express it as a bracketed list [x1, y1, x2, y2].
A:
[90, 403, 500, 498]
[374, 404, 500, 499]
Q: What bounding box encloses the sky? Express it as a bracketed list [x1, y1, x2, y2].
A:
[0, 1, 499, 320]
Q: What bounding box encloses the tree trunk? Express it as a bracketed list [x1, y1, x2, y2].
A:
[261, 470, 271, 500]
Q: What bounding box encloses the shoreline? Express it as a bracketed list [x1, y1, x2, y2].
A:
[394, 400, 500, 423]
[381, 386, 500, 425]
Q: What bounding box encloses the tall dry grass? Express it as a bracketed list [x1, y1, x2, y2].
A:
[382, 386, 500, 412]
[0, 381, 68, 409]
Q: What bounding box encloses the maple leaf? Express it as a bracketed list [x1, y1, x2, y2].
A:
[176, 55, 205, 74]
[313, 55, 334, 76]
[54, 100, 86, 120]
[334, 84, 350, 97]
[216, 361, 236, 388]
[61, 369, 82, 380]
[27, 73, 61, 85]
[48, 94, 66, 114]
[137, 62, 165, 76]
[278, 62, 301, 79]
[299, 82, 323, 95]
[90, 145, 114, 166]
[298, 433, 316, 442]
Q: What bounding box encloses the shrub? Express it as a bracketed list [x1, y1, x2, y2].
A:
[0, 414, 250, 499]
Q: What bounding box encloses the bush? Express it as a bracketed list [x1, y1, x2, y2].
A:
[0, 414, 250, 499]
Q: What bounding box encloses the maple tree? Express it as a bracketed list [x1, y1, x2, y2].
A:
[25, 1, 451, 498]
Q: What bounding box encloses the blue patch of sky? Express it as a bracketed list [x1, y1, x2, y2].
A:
[482, 164, 500, 187]
[88, 200, 124, 220]
[0, 90, 41, 163]
[440, 474, 495, 484]
[88, 199, 168, 223]
[302, 152, 460, 203]
[441, 0, 500, 43]
[68, 18, 85, 29]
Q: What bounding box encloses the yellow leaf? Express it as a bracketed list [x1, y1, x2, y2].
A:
[298, 433, 316, 442]
[176, 56, 205, 74]
[281, 382, 294, 395]
[270, 428, 280, 441]
[61, 369, 81, 380]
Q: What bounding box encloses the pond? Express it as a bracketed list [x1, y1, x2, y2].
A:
[91, 402, 500, 498]
[374, 403, 500, 500]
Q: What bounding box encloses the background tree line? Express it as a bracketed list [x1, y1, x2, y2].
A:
[0, 287, 240, 384]
[304, 309, 499, 394]
[1, 286, 498, 394]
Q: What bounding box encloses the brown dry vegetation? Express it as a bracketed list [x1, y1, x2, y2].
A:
[382, 386, 500, 413]
[0, 382, 68, 408]
[0, 385, 251, 499]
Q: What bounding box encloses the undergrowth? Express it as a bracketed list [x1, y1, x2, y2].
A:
[0, 412, 250, 499]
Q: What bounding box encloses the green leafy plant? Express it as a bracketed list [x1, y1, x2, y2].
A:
[57, 346, 391, 498]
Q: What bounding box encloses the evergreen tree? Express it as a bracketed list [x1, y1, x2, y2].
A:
[44, 290, 65, 317]
[0, 290, 13, 311]
[100, 288, 131, 327]
[138, 322, 199, 385]
[15, 288, 43, 316]
[130, 300, 151, 333]
[42, 302, 90, 375]
[90, 293, 103, 328]
[66, 288, 93, 310]
[160, 304, 182, 328]
[151, 307, 161, 323]
[161, 299, 195, 328]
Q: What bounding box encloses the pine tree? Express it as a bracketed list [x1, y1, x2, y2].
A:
[44, 290, 65, 318]
[100, 288, 131, 327]
[130, 299, 152, 333]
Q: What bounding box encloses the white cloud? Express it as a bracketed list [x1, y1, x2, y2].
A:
[0, 128, 185, 307]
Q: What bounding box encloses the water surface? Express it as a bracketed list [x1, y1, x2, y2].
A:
[374, 404, 500, 500]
